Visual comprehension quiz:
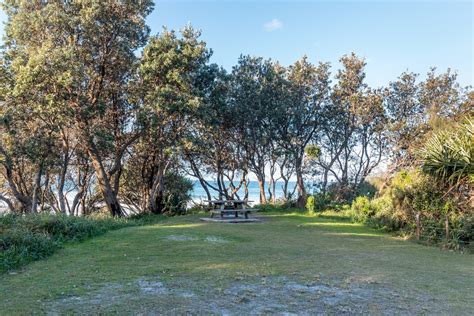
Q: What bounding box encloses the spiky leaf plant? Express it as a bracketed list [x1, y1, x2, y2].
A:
[420, 117, 473, 186]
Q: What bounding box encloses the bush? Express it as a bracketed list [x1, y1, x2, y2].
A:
[161, 172, 194, 215]
[350, 196, 374, 223]
[0, 214, 138, 273]
[305, 196, 315, 215]
[349, 168, 473, 251]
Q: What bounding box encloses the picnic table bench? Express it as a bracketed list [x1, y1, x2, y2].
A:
[203, 199, 258, 219]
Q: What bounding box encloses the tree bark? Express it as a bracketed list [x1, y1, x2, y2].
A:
[57, 147, 70, 214]
[31, 163, 43, 214]
[295, 158, 307, 208]
[149, 166, 165, 214]
[0, 194, 15, 212]
[0, 150, 32, 212]
[88, 148, 123, 217]
[257, 173, 267, 204]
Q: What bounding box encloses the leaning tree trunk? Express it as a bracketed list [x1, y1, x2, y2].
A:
[88, 150, 123, 217]
[1, 152, 33, 212]
[149, 164, 167, 214]
[189, 158, 212, 201]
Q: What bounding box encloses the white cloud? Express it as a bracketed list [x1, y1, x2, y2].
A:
[263, 18, 283, 32]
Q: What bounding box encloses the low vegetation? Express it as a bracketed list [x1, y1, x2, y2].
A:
[0, 213, 163, 273]
[347, 119, 473, 251]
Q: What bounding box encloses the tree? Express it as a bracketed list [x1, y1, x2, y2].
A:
[124, 26, 211, 214]
[229, 56, 286, 204]
[315, 53, 386, 200]
[385, 72, 423, 170]
[1, 1, 154, 216]
[283, 56, 330, 207]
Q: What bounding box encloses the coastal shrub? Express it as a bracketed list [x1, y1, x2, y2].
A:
[0, 214, 141, 273]
[305, 196, 315, 215]
[349, 168, 473, 251]
[161, 172, 194, 215]
[349, 196, 374, 223]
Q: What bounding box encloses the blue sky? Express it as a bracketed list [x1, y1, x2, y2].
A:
[146, 0, 473, 87]
[0, 1, 471, 87]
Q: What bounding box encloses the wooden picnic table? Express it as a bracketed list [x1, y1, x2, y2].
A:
[203, 199, 257, 219]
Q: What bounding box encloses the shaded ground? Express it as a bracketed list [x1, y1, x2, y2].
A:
[0, 212, 473, 314]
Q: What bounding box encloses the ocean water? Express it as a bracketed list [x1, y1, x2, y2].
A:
[190, 180, 297, 203]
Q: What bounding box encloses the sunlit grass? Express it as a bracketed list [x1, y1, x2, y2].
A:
[0, 210, 472, 313]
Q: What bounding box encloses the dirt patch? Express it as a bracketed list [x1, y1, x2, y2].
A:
[45, 275, 456, 315]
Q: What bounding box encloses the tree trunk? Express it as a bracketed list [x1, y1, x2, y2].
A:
[102, 189, 123, 217]
[149, 166, 165, 214]
[295, 159, 306, 208]
[257, 174, 267, 204]
[188, 158, 212, 201]
[1, 153, 32, 212]
[415, 212, 421, 240]
[40, 171, 49, 212]
[31, 163, 43, 214]
[243, 179, 249, 200]
[0, 194, 15, 212]
[88, 149, 123, 217]
[57, 149, 69, 214]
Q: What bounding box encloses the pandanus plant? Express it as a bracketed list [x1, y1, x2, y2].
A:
[420, 117, 473, 186]
[419, 117, 473, 239]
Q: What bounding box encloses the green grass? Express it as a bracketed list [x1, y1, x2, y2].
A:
[0, 211, 472, 314]
[0, 213, 164, 273]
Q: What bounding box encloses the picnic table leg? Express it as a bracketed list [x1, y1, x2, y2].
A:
[245, 211, 249, 219]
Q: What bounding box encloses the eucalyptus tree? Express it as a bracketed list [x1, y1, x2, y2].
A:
[1, 0, 154, 216]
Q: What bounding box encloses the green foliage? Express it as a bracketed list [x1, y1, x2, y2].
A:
[420, 117, 474, 185]
[161, 172, 194, 215]
[305, 195, 315, 215]
[354, 181, 378, 199]
[0, 214, 146, 273]
[253, 200, 300, 212]
[349, 169, 473, 251]
[349, 196, 374, 223]
[305, 144, 321, 160]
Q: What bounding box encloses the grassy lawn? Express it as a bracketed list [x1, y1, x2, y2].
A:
[0, 211, 472, 314]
